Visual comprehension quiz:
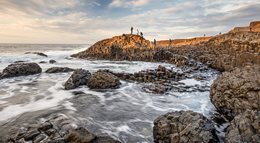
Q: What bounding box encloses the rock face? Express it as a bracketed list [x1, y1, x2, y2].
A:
[64, 69, 91, 90]
[210, 65, 260, 120]
[0, 63, 42, 79]
[6, 114, 120, 143]
[46, 67, 75, 73]
[153, 111, 219, 143]
[225, 110, 260, 143]
[87, 71, 121, 89]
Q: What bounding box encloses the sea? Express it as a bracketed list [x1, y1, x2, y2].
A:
[0, 44, 220, 142]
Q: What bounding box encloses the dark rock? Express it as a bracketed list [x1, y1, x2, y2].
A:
[49, 60, 57, 64]
[0, 63, 42, 79]
[153, 110, 219, 143]
[64, 69, 91, 90]
[23, 129, 40, 141]
[87, 71, 121, 89]
[46, 67, 75, 73]
[225, 110, 260, 143]
[33, 133, 48, 143]
[13, 60, 27, 63]
[210, 65, 260, 120]
[38, 122, 53, 131]
[25, 52, 48, 57]
[153, 49, 173, 61]
[39, 61, 47, 64]
[92, 136, 121, 143]
[64, 127, 96, 143]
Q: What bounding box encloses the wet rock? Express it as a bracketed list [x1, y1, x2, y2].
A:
[92, 136, 121, 143]
[0, 63, 42, 79]
[210, 65, 260, 120]
[65, 127, 96, 143]
[25, 52, 48, 57]
[38, 122, 53, 131]
[153, 49, 173, 61]
[46, 67, 75, 73]
[153, 110, 219, 143]
[13, 60, 27, 63]
[64, 69, 91, 90]
[87, 71, 121, 89]
[49, 59, 57, 64]
[39, 61, 47, 64]
[225, 110, 260, 143]
[23, 129, 40, 141]
[33, 133, 48, 143]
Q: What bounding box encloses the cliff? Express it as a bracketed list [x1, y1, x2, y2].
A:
[157, 37, 212, 47]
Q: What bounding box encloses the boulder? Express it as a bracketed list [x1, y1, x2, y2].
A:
[0, 63, 42, 79]
[153, 110, 219, 143]
[46, 67, 75, 73]
[64, 69, 91, 90]
[225, 110, 260, 143]
[210, 65, 260, 120]
[49, 60, 57, 64]
[65, 127, 96, 143]
[153, 49, 173, 61]
[87, 71, 121, 89]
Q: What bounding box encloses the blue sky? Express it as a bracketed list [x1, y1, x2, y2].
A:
[0, 0, 259, 44]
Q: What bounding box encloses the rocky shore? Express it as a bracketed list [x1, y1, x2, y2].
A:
[1, 21, 259, 142]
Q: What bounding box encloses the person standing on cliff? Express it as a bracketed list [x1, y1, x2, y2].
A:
[137, 29, 139, 35]
[154, 39, 156, 46]
[140, 32, 143, 37]
[131, 27, 133, 34]
[169, 39, 172, 47]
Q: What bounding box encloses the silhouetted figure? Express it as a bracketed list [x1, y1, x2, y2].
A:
[137, 29, 139, 35]
[219, 32, 222, 35]
[204, 34, 206, 37]
[154, 39, 156, 46]
[169, 39, 172, 47]
[131, 27, 133, 34]
[140, 32, 143, 37]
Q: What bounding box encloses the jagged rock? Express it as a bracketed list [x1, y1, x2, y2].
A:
[46, 67, 75, 73]
[25, 52, 48, 57]
[64, 69, 91, 90]
[87, 71, 121, 89]
[210, 65, 260, 120]
[49, 60, 57, 64]
[65, 127, 96, 143]
[225, 110, 260, 143]
[153, 49, 173, 61]
[0, 63, 42, 79]
[92, 136, 121, 143]
[153, 111, 219, 143]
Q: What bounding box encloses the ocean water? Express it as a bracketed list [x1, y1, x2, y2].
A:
[0, 44, 219, 142]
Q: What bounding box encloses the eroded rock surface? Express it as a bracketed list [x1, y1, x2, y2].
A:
[0, 63, 42, 79]
[87, 71, 121, 89]
[153, 110, 219, 143]
[64, 69, 91, 90]
[225, 110, 260, 143]
[210, 65, 260, 120]
[46, 67, 75, 73]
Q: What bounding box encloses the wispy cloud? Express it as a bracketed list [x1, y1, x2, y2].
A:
[0, 0, 259, 44]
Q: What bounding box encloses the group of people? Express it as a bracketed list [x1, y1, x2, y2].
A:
[131, 27, 143, 37]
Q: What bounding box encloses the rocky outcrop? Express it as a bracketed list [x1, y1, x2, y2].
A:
[210, 65, 260, 120]
[225, 110, 260, 143]
[87, 71, 121, 89]
[0, 63, 42, 79]
[46, 67, 75, 73]
[6, 114, 120, 143]
[153, 111, 219, 143]
[64, 69, 91, 90]
[71, 34, 154, 60]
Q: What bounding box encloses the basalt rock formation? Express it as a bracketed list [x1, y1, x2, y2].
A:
[153, 111, 219, 143]
[210, 65, 260, 121]
[225, 110, 260, 143]
[0, 63, 42, 79]
[5, 114, 120, 143]
[64, 69, 91, 90]
[71, 34, 154, 61]
[87, 71, 121, 89]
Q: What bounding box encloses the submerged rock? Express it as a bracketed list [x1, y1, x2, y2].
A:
[46, 67, 75, 73]
[25, 52, 48, 57]
[49, 59, 57, 64]
[0, 63, 42, 79]
[210, 65, 260, 120]
[87, 71, 121, 89]
[5, 114, 121, 143]
[225, 110, 260, 143]
[153, 110, 219, 143]
[64, 69, 91, 90]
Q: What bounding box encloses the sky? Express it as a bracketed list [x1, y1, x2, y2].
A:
[0, 0, 260, 44]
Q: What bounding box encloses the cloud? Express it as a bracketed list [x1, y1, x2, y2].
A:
[109, 0, 150, 8]
[0, 0, 259, 43]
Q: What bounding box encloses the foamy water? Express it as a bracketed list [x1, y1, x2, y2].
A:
[0, 44, 219, 142]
